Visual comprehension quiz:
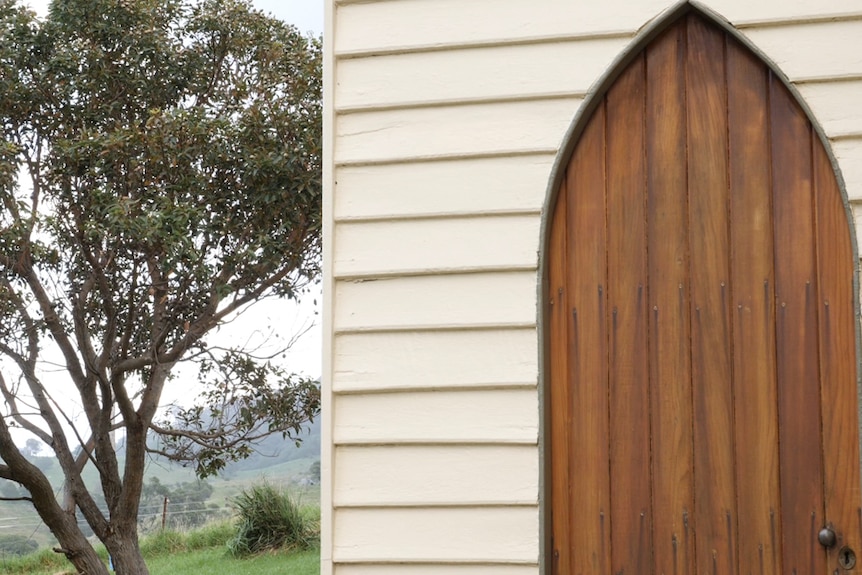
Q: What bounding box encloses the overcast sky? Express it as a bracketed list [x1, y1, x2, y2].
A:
[25, 0, 324, 33]
[255, 0, 323, 34]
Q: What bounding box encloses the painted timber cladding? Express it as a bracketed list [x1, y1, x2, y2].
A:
[323, 1, 862, 573]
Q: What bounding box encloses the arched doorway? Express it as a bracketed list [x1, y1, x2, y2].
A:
[546, 11, 862, 575]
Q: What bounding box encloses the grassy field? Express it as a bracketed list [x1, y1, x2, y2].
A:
[0, 546, 320, 575]
[1, 488, 321, 575]
[147, 547, 319, 575]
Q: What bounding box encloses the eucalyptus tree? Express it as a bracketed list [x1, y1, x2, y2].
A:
[0, 0, 321, 572]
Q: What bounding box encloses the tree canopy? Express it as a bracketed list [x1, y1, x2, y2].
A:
[0, 0, 321, 572]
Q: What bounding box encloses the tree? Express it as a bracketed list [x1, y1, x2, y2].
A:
[307, 459, 320, 482]
[0, 0, 322, 573]
[23, 438, 42, 456]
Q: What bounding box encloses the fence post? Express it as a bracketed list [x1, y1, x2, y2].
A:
[161, 497, 168, 531]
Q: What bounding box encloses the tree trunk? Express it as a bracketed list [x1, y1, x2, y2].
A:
[105, 525, 150, 575]
[49, 519, 109, 575]
[61, 545, 109, 575]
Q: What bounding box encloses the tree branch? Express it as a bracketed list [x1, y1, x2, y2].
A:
[0, 373, 52, 445]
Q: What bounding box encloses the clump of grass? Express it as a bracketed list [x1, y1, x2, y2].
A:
[227, 482, 317, 557]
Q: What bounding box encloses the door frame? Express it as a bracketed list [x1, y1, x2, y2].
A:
[536, 2, 862, 573]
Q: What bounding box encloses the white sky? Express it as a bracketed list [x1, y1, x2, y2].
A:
[26, 0, 324, 34]
[20, 0, 326, 383]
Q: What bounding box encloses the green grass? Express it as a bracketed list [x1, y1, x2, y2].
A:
[0, 520, 319, 575]
[0, 547, 69, 575]
[147, 547, 319, 575]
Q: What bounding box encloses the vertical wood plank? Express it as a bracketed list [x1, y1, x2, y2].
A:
[686, 17, 738, 575]
[566, 102, 610, 575]
[727, 38, 782, 575]
[549, 179, 571, 575]
[814, 136, 862, 573]
[770, 75, 827, 575]
[606, 53, 652, 575]
[646, 20, 695, 575]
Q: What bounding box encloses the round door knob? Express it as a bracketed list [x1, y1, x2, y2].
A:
[819, 527, 837, 548]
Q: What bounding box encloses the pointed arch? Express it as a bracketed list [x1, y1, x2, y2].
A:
[540, 5, 862, 575]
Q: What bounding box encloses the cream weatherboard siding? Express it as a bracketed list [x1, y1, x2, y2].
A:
[321, 1, 862, 573]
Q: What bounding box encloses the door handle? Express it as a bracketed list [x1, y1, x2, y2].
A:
[819, 527, 837, 548]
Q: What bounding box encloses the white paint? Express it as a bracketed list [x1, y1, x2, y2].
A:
[333, 506, 539, 563]
[334, 98, 581, 165]
[335, 0, 674, 54]
[321, 0, 336, 573]
[333, 328, 538, 392]
[333, 389, 538, 444]
[336, 566, 538, 575]
[335, 0, 862, 55]
[743, 21, 862, 82]
[334, 155, 553, 220]
[711, 0, 862, 25]
[832, 139, 862, 201]
[334, 215, 540, 277]
[333, 271, 538, 332]
[798, 81, 862, 139]
[334, 444, 538, 506]
[336, 38, 629, 109]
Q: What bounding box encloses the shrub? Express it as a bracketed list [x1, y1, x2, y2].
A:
[227, 483, 316, 556]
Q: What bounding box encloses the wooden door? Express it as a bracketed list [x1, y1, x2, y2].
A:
[547, 13, 862, 575]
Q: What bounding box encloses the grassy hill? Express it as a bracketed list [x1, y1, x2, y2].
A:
[0, 419, 321, 554]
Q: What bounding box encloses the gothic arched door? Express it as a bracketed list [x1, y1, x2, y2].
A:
[547, 12, 862, 575]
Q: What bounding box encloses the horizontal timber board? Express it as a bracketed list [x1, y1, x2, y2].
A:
[797, 80, 862, 137]
[333, 155, 553, 220]
[332, 506, 539, 563]
[851, 202, 862, 248]
[336, 566, 538, 575]
[333, 328, 538, 392]
[334, 98, 580, 165]
[333, 388, 538, 444]
[335, 38, 628, 108]
[333, 445, 538, 506]
[334, 0, 862, 55]
[743, 20, 862, 81]
[333, 271, 538, 332]
[831, 139, 862, 200]
[720, 1, 862, 26]
[334, 0, 667, 54]
[334, 215, 540, 277]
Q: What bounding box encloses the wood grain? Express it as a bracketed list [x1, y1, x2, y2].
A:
[549, 14, 861, 575]
[606, 53, 652, 575]
[814, 133, 862, 573]
[770, 74, 827, 575]
[646, 20, 695, 575]
[727, 37, 782, 575]
[548, 177, 571, 575]
[566, 102, 610, 575]
[686, 17, 737, 575]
